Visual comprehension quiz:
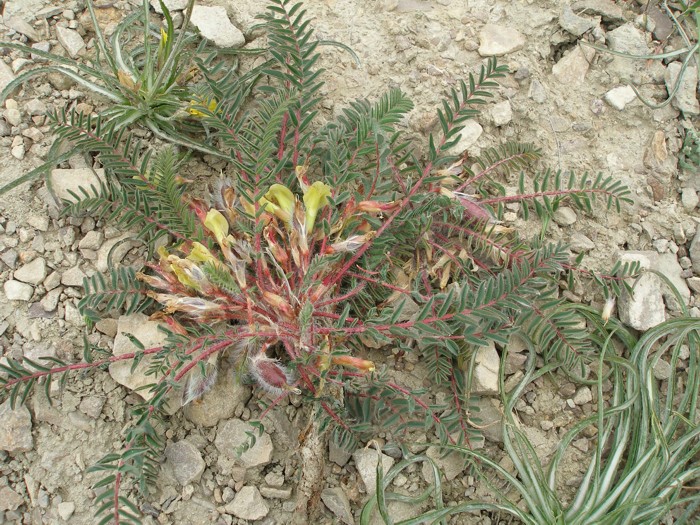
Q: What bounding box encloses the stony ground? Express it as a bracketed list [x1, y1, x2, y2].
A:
[0, 0, 699, 523]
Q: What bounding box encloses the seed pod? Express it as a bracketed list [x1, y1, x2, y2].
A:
[248, 354, 300, 395]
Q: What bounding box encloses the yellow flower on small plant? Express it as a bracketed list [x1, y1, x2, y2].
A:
[187, 97, 217, 118]
[303, 181, 331, 234]
[160, 27, 168, 46]
[204, 209, 229, 245]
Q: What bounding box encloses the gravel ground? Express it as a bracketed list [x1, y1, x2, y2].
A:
[0, 0, 698, 523]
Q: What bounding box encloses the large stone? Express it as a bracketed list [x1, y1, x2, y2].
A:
[606, 23, 649, 81]
[48, 168, 106, 204]
[13, 258, 47, 285]
[0, 486, 23, 511]
[215, 419, 273, 468]
[618, 251, 690, 307]
[0, 400, 33, 453]
[478, 25, 525, 57]
[618, 272, 665, 331]
[191, 6, 245, 48]
[55, 26, 85, 59]
[165, 440, 205, 486]
[225, 486, 269, 521]
[446, 120, 482, 155]
[421, 445, 466, 482]
[559, 5, 598, 36]
[352, 448, 394, 494]
[552, 45, 596, 84]
[109, 314, 181, 413]
[665, 63, 700, 117]
[471, 397, 504, 443]
[321, 487, 353, 525]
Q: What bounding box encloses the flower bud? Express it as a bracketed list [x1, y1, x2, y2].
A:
[330, 355, 375, 372]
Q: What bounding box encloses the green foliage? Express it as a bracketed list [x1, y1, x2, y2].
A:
[0, 0, 224, 195]
[0, 1, 640, 523]
[363, 309, 700, 524]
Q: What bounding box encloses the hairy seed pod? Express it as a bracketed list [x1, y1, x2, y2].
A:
[248, 354, 300, 395]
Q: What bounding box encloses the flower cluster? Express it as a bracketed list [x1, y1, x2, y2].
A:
[137, 170, 381, 399]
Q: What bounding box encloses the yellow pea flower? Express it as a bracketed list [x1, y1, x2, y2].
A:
[262, 184, 295, 224]
[204, 209, 229, 245]
[160, 27, 168, 46]
[187, 97, 217, 118]
[303, 181, 331, 234]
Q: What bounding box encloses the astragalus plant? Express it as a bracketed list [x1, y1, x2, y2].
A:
[1, 0, 635, 522]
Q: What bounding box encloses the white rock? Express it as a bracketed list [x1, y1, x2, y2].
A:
[149, 0, 188, 13]
[55, 26, 85, 58]
[215, 419, 273, 468]
[225, 486, 269, 521]
[569, 232, 596, 253]
[446, 120, 482, 155]
[3, 280, 33, 301]
[96, 233, 137, 272]
[618, 251, 690, 307]
[191, 6, 245, 48]
[490, 100, 512, 127]
[653, 359, 672, 380]
[352, 448, 394, 494]
[471, 342, 499, 395]
[478, 24, 525, 56]
[165, 440, 205, 486]
[78, 231, 104, 250]
[64, 301, 85, 327]
[61, 266, 87, 287]
[14, 258, 47, 285]
[4, 108, 22, 127]
[665, 63, 699, 116]
[681, 188, 699, 211]
[48, 168, 106, 203]
[57, 501, 75, 520]
[604, 86, 637, 110]
[618, 272, 665, 331]
[109, 314, 180, 412]
[552, 45, 596, 84]
[470, 397, 504, 443]
[552, 206, 577, 226]
[0, 400, 33, 453]
[573, 387, 593, 405]
[421, 445, 466, 482]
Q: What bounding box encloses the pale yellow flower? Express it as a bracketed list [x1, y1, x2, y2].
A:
[188, 241, 217, 266]
[303, 181, 331, 234]
[262, 184, 295, 224]
[204, 209, 229, 245]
